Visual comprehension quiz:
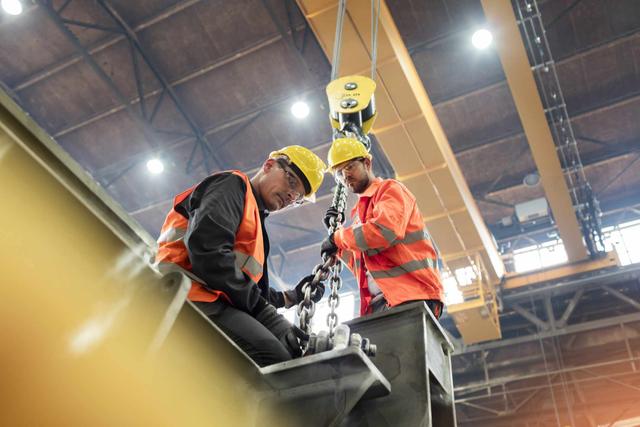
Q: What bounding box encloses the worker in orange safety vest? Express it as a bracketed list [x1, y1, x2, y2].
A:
[320, 138, 444, 319]
[156, 146, 327, 366]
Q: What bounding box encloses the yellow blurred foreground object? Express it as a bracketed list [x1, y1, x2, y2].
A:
[0, 91, 288, 426]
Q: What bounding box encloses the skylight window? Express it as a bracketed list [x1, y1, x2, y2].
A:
[513, 241, 567, 273]
[442, 272, 463, 305]
[511, 218, 640, 274]
[602, 219, 640, 266]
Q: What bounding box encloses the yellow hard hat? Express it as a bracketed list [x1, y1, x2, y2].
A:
[269, 145, 327, 199]
[327, 137, 371, 170]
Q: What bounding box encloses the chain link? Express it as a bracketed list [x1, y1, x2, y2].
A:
[297, 181, 348, 339]
[326, 261, 343, 337]
[295, 258, 330, 336]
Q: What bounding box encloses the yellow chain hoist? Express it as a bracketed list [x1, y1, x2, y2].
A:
[296, 0, 381, 356]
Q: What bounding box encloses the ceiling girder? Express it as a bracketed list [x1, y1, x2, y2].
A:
[481, 0, 588, 261]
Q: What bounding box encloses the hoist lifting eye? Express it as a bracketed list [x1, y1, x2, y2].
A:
[326, 75, 377, 134]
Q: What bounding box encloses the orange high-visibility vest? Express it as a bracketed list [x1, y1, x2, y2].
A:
[334, 178, 443, 315]
[155, 171, 264, 303]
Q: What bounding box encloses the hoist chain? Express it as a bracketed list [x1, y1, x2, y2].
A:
[324, 183, 348, 337]
[297, 0, 380, 349]
[297, 181, 348, 339]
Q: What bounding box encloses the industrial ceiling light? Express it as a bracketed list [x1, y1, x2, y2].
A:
[146, 158, 164, 174]
[1, 0, 23, 15]
[523, 172, 540, 187]
[472, 28, 493, 50]
[290, 101, 310, 119]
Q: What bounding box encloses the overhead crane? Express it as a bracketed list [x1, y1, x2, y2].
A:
[298, 0, 506, 346]
[0, 1, 457, 425]
[2, 0, 621, 425]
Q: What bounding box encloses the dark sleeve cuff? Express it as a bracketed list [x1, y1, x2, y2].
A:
[283, 289, 298, 308]
[269, 290, 286, 308]
[250, 296, 269, 316]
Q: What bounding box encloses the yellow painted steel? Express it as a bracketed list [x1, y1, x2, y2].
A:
[447, 255, 502, 344]
[326, 75, 377, 133]
[0, 91, 286, 426]
[297, 0, 505, 287]
[481, 0, 589, 262]
[504, 251, 619, 290]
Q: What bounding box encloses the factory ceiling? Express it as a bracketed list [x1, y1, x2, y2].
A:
[1, 0, 638, 289]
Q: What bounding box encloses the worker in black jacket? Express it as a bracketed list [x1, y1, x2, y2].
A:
[156, 146, 327, 366]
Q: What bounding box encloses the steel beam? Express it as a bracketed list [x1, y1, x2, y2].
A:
[472, 137, 640, 198]
[36, 0, 223, 179]
[456, 89, 640, 157]
[503, 251, 619, 290]
[621, 323, 638, 372]
[51, 33, 293, 138]
[456, 371, 640, 403]
[598, 154, 640, 194]
[557, 287, 584, 328]
[544, 297, 556, 330]
[458, 401, 502, 416]
[459, 311, 640, 354]
[0, 85, 263, 424]
[502, 264, 640, 303]
[454, 356, 640, 393]
[602, 285, 640, 311]
[481, 0, 588, 261]
[37, 0, 159, 152]
[512, 304, 549, 330]
[458, 393, 640, 426]
[14, 0, 205, 91]
[95, 0, 222, 171]
[579, 367, 640, 393]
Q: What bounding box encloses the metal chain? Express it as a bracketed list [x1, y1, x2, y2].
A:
[297, 181, 348, 338]
[297, 125, 371, 338]
[296, 257, 329, 336]
[326, 257, 343, 335]
[298, 0, 378, 341]
[324, 183, 348, 337]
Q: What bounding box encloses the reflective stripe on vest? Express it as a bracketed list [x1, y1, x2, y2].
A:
[234, 250, 263, 279]
[155, 170, 264, 303]
[364, 228, 431, 256]
[353, 222, 397, 252]
[156, 260, 206, 284]
[157, 226, 186, 244]
[369, 257, 436, 279]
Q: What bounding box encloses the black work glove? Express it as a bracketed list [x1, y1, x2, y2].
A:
[254, 304, 303, 358]
[323, 207, 343, 231]
[292, 274, 325, 304]
[321, 233, 339, 259]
